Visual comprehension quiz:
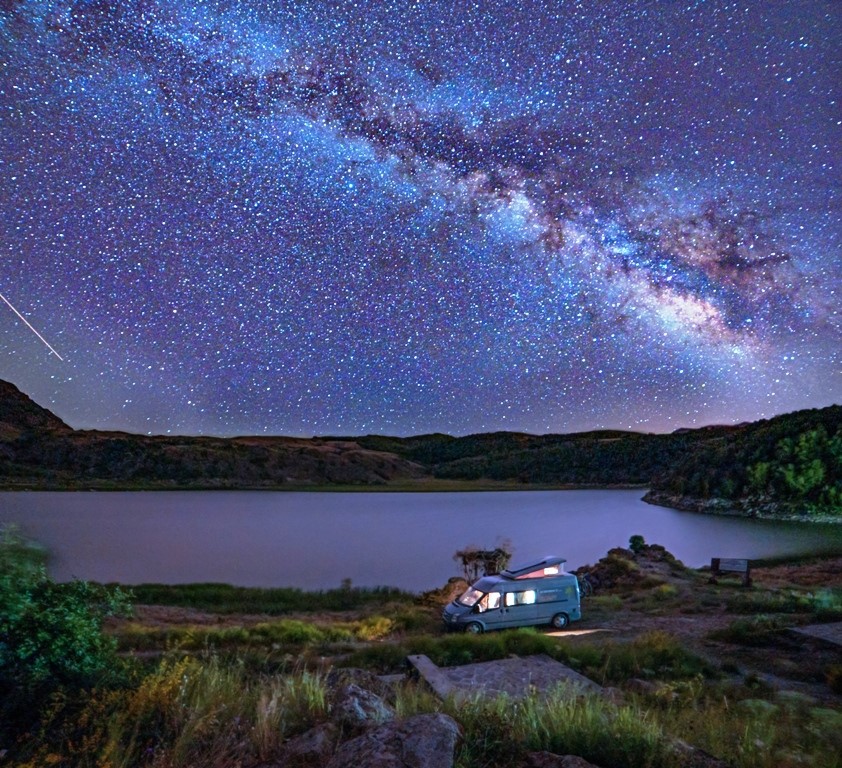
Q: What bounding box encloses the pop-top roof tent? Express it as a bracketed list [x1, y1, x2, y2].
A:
[501, 556, 567, 580]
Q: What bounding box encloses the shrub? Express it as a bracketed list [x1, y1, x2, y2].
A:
[0, 526, 131, 692]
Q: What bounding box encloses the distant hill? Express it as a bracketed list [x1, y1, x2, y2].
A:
[644, 404, 842, 518]
[0, 381, 425, 489]
[0, 379, 839, 519]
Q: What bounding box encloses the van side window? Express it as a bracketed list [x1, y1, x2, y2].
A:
[504, 590, 537, 607]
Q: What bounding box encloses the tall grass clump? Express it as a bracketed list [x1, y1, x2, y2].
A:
[651, 692, 842, 768]
[599, 631, 713, 683]
[445, 689, 671, 768]
[726, 587, 842, 620]
[97, 656, 328, 768]
[708, 616, 789, 646]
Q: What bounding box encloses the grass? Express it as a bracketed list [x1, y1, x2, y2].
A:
[123, 582, 415, 614]
[709, 615, 792, 646]
[725, 587, 842, 621]
[10, 627, 840, 768]
[22, 657, 330, 768]
[343, 628, 714, 685]
[114, 614, 409, 653]
[645, 685, 842, 768]
[437, 691, 671, 768]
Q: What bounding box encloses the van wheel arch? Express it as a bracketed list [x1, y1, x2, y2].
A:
[550, 613, 569, 630]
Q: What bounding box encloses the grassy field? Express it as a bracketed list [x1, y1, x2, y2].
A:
[4, 545, 842, 768]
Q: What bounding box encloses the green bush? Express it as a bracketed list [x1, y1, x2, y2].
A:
[0, 526, 131, 692]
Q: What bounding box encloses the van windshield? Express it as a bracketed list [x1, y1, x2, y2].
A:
[457, 587, 484, 607]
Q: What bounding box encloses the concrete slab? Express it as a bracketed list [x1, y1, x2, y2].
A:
[792, 621, 842, 648]
[407, 653, 601, 702]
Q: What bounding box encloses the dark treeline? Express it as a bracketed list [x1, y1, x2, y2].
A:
[0, 379, 839, 515]
[647, 405, 842, 512]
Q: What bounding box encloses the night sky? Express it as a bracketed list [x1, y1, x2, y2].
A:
[1, 1, 839, 437]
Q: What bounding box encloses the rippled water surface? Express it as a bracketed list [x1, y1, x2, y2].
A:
[1, 490, 840, 590]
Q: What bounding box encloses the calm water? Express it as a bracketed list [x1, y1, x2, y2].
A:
[1, 490, 840, 591]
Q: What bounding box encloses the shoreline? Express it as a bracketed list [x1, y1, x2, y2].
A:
[643, 490, 842, 524]
[0, 479, 649, 493]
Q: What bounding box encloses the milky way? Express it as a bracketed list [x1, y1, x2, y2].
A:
[1, 0, 839, 436]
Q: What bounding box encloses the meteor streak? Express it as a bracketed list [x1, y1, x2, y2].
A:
[0, 291, 64, 361]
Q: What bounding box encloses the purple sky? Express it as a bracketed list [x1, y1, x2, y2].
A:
[1, 0, 839, 436]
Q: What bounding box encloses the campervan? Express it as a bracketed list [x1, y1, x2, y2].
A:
[442, 556, 581, 633]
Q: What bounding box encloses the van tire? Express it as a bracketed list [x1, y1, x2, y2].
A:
[465, 621, 484, 634]
[550, 613, 569, 630]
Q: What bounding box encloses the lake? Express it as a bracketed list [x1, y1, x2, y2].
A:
[1, 490, 840, 591]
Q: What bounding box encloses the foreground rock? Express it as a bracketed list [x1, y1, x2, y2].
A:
[275, 723, 339, 768]
[325, 713, 461, 768]
[523, 753, 602, 768]
[330, 683, 395, 730]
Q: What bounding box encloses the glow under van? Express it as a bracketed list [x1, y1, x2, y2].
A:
[442, 556, 581, 633]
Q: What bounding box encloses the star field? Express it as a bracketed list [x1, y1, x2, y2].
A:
[1, 0, 839, 436]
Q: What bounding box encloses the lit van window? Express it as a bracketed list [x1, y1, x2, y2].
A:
[505, 590, 537, 606]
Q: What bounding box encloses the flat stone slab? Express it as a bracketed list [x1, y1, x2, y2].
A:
[792, 621, 842, 648]
[408, 653, 601, 701]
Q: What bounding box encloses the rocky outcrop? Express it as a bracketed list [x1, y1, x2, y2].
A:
[325, 713, 461, 768]
[643, 491, 842, 524]
[267, 671, 460, 768]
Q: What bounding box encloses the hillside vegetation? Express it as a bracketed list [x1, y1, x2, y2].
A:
[645, 405, 842, 518]
[0, 379, 839, 518]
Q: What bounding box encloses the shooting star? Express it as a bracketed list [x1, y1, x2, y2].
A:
[0, 291, 64, 361]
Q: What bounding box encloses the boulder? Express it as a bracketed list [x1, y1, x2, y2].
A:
[326, 667, 396, 704]
[669, 739, 732, 768]
[524, 753, 603, 768]
[325, 713, 460, 768]
[276, 722, 339, 768]
[330, 684, 394, 730]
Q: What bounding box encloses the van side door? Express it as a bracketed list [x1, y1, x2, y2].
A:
[499, 588, 539, 627]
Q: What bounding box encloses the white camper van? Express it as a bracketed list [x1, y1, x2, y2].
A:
[442, 556, 581, 633]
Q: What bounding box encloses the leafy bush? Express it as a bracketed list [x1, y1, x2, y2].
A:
[0, 526, 130, 692]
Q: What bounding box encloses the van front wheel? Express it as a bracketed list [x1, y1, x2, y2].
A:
[550, 613, 569, 630]
[465, 621, 484, 634]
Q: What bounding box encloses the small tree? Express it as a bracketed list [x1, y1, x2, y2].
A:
[453, 544, 512, 581]
[628, 534, 646, 555]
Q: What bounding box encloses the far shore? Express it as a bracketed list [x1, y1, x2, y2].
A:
[0, 479, 650, 493]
